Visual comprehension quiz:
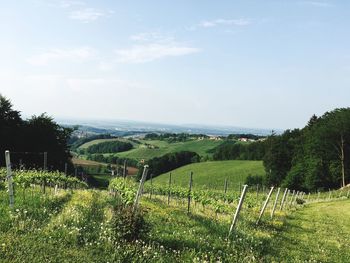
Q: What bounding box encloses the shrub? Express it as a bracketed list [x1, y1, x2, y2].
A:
[112, 204, 149, 242]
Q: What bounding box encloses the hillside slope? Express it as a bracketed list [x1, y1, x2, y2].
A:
[151, 160, 265, 190]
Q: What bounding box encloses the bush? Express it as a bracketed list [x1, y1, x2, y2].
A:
[296, 198, 305, 205]
[112, 204, 149, 242]
[245, 174, 265, 186]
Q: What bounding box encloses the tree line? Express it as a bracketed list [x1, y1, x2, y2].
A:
[0, 95, 72, 171]
[85, 141, 133, 154]
[138, 151, 200, 180]
[212, 108, 350, 191]
[264, 109, 350, 191]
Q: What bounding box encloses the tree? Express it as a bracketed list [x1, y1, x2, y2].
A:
[0, 94, 74, 171]
[0, 95, 24, 165]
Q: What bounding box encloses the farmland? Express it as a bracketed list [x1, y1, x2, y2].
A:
[77, 138, 223, 161]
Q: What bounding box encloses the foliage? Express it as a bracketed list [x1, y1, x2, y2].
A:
[70, 134, 117, 149]
[213, 140, 266, 161]
[245, 174, 265, 186]
[227, 133, 265, 140]
[0, 168, 87, 189]
[86, 154, 139, 167]
[109, 177, 137, 205]
[0, 94, 73, 171]
[112, 204, 149, 242]
[139, 151, 200, 180]
[265, 108, 350, 191]
[86, 140, 133, 154]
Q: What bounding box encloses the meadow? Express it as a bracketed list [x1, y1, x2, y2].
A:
[151, 160, 265, 190]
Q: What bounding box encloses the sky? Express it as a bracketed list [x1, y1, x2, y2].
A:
[1, 0, 350, 130]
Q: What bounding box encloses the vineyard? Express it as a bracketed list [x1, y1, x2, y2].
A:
[1, 165, 349, 262]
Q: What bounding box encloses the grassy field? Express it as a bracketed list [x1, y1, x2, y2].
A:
[267, 199, 350, 262]
[151, 160, 265, 191]
[72, 157, 107, 167]
[79, 138, 223, 161]
[0, 178, 349, 262]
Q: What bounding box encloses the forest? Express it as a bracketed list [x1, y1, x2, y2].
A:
[213, 108, 350, 191]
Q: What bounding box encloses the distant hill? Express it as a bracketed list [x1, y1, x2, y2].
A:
[58, 118, 278, 137]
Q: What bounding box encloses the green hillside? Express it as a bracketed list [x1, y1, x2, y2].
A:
[150, 160, 265, 191]
[79, 138, 136, 149]
[115, 139, 223, 160]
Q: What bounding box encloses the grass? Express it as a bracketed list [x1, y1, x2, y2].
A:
[151, 160, 265, 191]
[72, 157, 107, 167]
[1, 181, 349, 262]
[266, 199, 350, 262]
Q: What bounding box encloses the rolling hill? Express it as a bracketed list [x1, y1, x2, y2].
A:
[150, 160, 265, 191]
[78, 138, 224, 161]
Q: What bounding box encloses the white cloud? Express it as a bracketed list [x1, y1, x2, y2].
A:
[198, 18, 251, 28]
[54, 0, 113, 23]
[59, 0, 84, 8]
[69, 8, 109, 23]
[115, 32, 200, 63]
[27, 47, 97, 66]
[130, 32, 173, 43]
[115, 43, 200, 64]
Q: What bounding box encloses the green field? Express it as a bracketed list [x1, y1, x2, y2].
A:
[267, 199, 350, 261]
[79, 138, 223, 161]
[151, 160, 265, 190]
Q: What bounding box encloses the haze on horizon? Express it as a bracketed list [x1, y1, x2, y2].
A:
[1, 0, 349, 130]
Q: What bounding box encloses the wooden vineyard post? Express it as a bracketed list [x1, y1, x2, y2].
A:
[256, 184, 259, 201]
[187, 172, 193, 214]
[149, 173, 153, 199]
[280, 188, 288, 211]
[289, 190, 295, 207]
[271, 187, 281, 219]
[167, 173, 172, 205]
[228, 184, 248, 237]
[328, 189, 332, 200]
[133, 165, 149, 213]
[317, 191, 320, 201]
[256, 186, 274, 225]
[64, 163, 68, 175]
[224, 178, 228, 194]
[5, 151, 14, 208]
[123, 160, 127, 178]
[293, 191, 299, 205]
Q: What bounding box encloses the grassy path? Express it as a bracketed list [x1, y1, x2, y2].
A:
[267, 199, 350, 262]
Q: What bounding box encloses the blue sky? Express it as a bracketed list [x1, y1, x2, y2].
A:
[1, 0, 349, 130]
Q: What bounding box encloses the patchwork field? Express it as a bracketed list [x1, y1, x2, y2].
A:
[78, 138, 223, 161]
